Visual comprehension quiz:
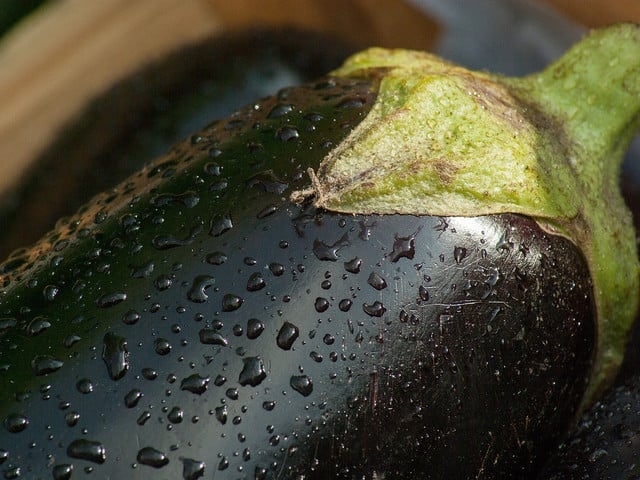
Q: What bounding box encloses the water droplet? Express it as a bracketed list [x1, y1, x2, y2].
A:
[246, 170, 288, 194]
[124, 389, 143, 408]
[277, 322, 299, 350]
[323, 334, 335, 345]
[206, 252, 227, 265]
[151, 191, 199, 208]
[246, 319, 265, 339]
[314, 297, 330, 313]
[27, 316, 51, 336]
[181, 457, 206, 480]
[338, 299, 352, 312]
[0, 318, 16, 334]
[198, 329, 228, 346]
[168, 407, 184, 424]
[188, 275, 216, 303]
[102, 332, 129, 380]
[344, 257, 362, 273]
[310, 351, 323, 363]
[269, 263, 285, 276]
[152, 225, 202, 250]
[154, 274, 173, 291]
[43, 284, 60, 301]
[123, 309, 141, 325]
[275, 126, 299, 142]
[290, 375, 313, 396]
[137, 411, 152, 425]
[154, 338, 172, 356]
[3, 413, 28, 433]
[64, 411, 80, 427]
[96, 292, 127, 308]
[215, 405, 227, 424]
[66, 439, 106, 464]
[267, 103, 294, 118]
[222, 294, 243, 312]
[209, 212, 233, 237]
[63, 334, 82, 348]
[76, 378, 94, 394]
[454, 246, 468, 264]
[363, 301, 386, 317]
[246, 272, 266, 292]
[239, 356, 267, 387]
[389, 234, 416, 262]
[313, 233, 349, 261]
[52, 464, 73, 480]
[419, 285, 429, 302]
[367, 272, 387, 290]
[181, 374, 210, 395]
[142, 368, 158, 380]
[137, 447, 169, 468]
[31, 355, 64, 376]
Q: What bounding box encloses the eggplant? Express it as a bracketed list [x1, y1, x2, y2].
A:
[0, 24, 639, 479]
[538, 375, 640, 479]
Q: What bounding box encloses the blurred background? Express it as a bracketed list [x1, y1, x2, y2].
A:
[0, 0, 639, 260]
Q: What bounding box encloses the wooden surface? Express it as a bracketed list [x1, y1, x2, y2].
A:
[542, 0, 640, 26]
[0, 0, 438, 201]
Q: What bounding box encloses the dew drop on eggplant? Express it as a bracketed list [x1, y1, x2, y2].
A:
[277, 322, 299, 350]
[338, 299, 353, 312]
[454, 246, 468, 264]
[267, 103, 294, 118]
[102, 332, 129, 380]
[181, 457, 206, 480]
[96, 292, 127, 308]
[168, 407, 184, 424]
[238, 356, 267, 387]
[389, 234, 416, 262]
[215, 405, 227, 425]
[75, 378, 94, 394]
[209, 212, 233, 237]
[137, 411, 151, 426]
[31, 355, 64, 376]
[64, 411, 80, 427]
[199, 329, 228, 346]
[122, 309, 141, 325]
[206, 252, 227, 265]
[154, 338, 171, 356]
[52, 464, 73, 480]
[124, 389, 143, 408]
[268, 262, 285, 276]
[221, 294, 243, 312]
[142, 368, 158, 380]
[188, 275, 216, 303]
[3, 413, 28, 433]
[314, 297, 330, 313]
[367, 272, 387, 290]
[246, 272, 266, 292]
[154, 274, 173, 291]
[363, 301, 386, 317]
[180, 374, 210, 395]
[66, 439, 106, 464]
[137, 446, 169, 468]
[344, 257, 362, 273]
[290, 375, 313, 397]
[313, 233, 349, 261]
[246, 318, 265, 339]
[26, 316, 51, 336]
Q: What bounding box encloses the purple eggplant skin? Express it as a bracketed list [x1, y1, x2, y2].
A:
[538, 375, 640, 480]
[0, 73, 595, 479]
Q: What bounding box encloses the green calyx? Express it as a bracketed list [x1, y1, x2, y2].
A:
[292, 24, 640, 405]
